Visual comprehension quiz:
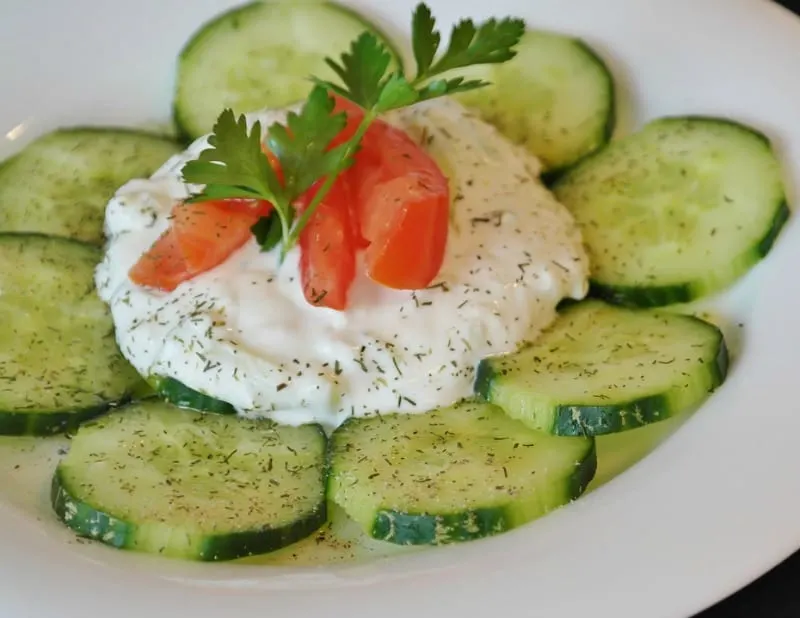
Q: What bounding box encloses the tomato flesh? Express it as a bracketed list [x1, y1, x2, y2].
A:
[172, 200, 264, 274]
[331, 94, 450, 288]
[353, 121, 450, 289]
[129, 199, 267, 291]
[296, 177, 356, 311]
[130, 95, 450, 303]
[129, 228, 191, 292]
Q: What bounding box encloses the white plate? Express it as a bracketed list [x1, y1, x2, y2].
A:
[2, 0, 800, 616]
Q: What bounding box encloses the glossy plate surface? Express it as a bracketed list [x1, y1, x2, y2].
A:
[1, 1, 800, 617]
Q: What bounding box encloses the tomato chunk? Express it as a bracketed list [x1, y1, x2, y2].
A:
[296, 177, 356, 311]
[354, 122, 450, 289]
[129, 228, 191, 292]
[129, 199, 268, 291]
[330, 94, 450, 289]
[171, 200, 264, 274]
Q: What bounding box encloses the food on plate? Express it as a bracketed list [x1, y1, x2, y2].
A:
[97, 95, 589, 428]
[149, 375, 236, 415]
[0, 0, 788, 564]
[0, 234, 143, 436]
[553, 117, 789, 307]
[452, 28, 616, 175]
[174, 1, 403, 140]
[328, 400, 596, 545]
[0, 129, 181, 245]
[52, 400, 327, 561]
[475, 300, 729, 436]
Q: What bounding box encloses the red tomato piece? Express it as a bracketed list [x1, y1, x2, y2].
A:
[330, 93, 450, 289]
[128, 228, 191, 292]
[129, 199, 267, 292]
[172, 200, 264, 274]
[296, 177, 356, 311]
[354, 122, 450, 290]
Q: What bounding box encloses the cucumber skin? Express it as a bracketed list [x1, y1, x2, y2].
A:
[372, 508, 506, 546]
[150, 375, 236, 415]
[586, 201, 789, 308]
[330, 410, 598, 546]
[51, 469, 133, 549]
[474, 317, 730, 437]
[0, 400, 128, 437]
[756, 199, 791, 257]
[51, 468, 328, 561]
[554, 116, 790, 308]
[368, 439, 596, 545]
[540, 37, 617, 183]
[173, 0, 405, 142]
[0, 233, 142, 435]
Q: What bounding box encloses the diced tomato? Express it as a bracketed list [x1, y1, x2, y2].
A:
[352, 121, 450, 290]
[172, 200, 264, 274]
[129, 199, 267, 291]
[129, 228, 191, 292]
[330, 93, 450, 289]
[130, 93, 450, 303]
[296, 177, 356, 311]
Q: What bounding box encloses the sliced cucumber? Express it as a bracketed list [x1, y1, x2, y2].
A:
[174, 1, 403, 140]
[453, 29, 615, 175]
[0, 128, 180, 245]
[328, 401, 595, 546]
[0, 233, 142, 436]
[52, 400, 328, 561]
[553, 116, 789, 307]
[149, 375, 235, 415]
[475, 300, 728, 436]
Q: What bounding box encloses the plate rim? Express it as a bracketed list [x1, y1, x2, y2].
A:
[1, 0, 800, 616]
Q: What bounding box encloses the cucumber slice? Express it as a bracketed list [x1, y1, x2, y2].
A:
[149, 375, 236, 415]
[0, 128, 181, 245]
[0, 233, 142, 436]
[52, 400, 328, 561]
[475, 300, 729, 436]
[174, 1, 403, 140]
[453, 29, 615, 175]
[553, 116, 789, 307]
[328, 401, 595, 546]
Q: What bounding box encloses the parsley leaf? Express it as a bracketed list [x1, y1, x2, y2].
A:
[424, 16, 525, 76]
[417, 76, 490, 102]
[182, 3, 524, 259]
[182, 109, 281, 203]
[412, 4, 439, 75]
[265, 85, 350, 198]
[181, 86, 348, 255]
[374, 73, 419, 113]
[322, 3, 525, 109]
[251, 212, 283, 253]
[323, 32, 395, 109]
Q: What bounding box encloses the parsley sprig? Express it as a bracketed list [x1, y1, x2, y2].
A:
[181, 3, 525, 257]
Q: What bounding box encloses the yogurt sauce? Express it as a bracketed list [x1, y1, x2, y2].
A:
[96, 97, 589, 429]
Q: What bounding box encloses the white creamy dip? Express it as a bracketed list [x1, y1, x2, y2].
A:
[96, 97, 589, 428]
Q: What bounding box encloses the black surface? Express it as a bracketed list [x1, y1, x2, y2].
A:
[694, 0, 800, 615]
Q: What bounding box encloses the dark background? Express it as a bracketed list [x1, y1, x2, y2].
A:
[694, 0, 799, 616]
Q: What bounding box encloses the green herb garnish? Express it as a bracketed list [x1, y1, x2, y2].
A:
[181, 3, 524, 257]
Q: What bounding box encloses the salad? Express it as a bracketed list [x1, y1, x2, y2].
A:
[0, 1, 788, 562]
